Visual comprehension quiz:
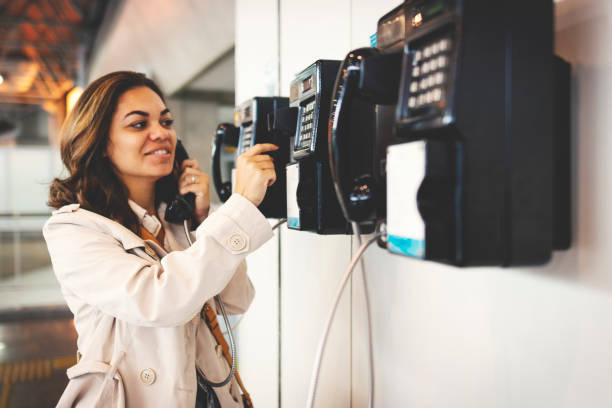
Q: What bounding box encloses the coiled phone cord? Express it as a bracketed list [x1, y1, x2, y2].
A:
[184, 220, 237, 388]
[306, 230, 381, 408]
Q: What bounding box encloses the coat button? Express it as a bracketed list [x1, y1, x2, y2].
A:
[227, 233, 246, 252]
[140, 368, 156, 385]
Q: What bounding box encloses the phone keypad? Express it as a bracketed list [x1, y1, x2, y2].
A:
[239, 124, 254, 154]
[298, 100, 316, 149]
[408, 37, 452, 111]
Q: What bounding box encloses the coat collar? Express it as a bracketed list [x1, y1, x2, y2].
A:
[52, 202, 191, 253]
[53, 203, 145, 251]
[127, 199, 162, 237]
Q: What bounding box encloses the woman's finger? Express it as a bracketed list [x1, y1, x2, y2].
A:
[255, 162, 275, 171]
[244, 143, 278, 156]
[180, 158, 201, 171]
[178, 182, 209, 197]
[249, 154, 275, 163]
[178, 169, 203, 185]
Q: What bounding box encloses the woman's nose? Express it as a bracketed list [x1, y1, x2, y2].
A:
[149, 123, 171, 141]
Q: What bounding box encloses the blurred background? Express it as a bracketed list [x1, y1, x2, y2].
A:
[0, 0, 236, 405]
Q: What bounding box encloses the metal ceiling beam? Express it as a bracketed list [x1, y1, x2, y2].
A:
[0, 94, 55, 104]
[0, 17, 83, 31]
[0, 41, 76, 52]
[68, 0, 83, 21]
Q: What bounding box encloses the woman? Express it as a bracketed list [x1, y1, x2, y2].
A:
[44, 71, 277, 407]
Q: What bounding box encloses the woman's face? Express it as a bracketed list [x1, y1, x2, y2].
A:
[107, 86, 177, 184]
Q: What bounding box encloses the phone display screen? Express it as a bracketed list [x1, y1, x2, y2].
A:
[302, 76, 313, 92]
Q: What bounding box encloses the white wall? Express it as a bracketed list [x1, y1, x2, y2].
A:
[236, 0, 612, 407]
[233, 1, 282, 406]
[88, 0, 235, 95]
[0, 146, 62, 214]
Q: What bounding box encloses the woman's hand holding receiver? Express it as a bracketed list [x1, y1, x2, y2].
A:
[178, 158, 211, 224]
[234, 143, 278, 207]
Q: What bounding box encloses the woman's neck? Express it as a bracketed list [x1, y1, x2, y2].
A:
[124, 177, 157, 215]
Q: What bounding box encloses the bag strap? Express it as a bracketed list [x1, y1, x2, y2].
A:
[202, 303, 254, 408]
[140, 225, 165, 248]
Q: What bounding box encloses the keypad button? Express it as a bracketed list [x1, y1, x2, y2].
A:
[420, 78, 428, 90]
[425, 92, 432, 104]
[438, 55, 448, 68]
[412, 66, 420, 77]
[427, 75, 435, 88]
[424, 47, 432, 58]
[422, 62, 430, 74]
[408, 97, 416, 108]
[432, 43, 440, 54]
[410, 82, 419, 93]
[417, 94, 425, 106]
[435, 72, 445, 85]
[430, 59, 438, 71]
[440, 39, 450, 52]
[432, 88, 443, 102]
[414, 50, 422, 62]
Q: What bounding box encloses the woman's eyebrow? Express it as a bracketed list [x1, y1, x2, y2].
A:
[124, 110, 149, 119]
[161, 108, 170, 115]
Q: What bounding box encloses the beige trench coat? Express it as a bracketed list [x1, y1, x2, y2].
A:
[43, 194, 273, 407]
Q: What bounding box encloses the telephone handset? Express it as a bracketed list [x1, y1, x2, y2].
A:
[164, 140, 196, 224]
[211, 123, 239, 203]
[328, 48, 402, 229]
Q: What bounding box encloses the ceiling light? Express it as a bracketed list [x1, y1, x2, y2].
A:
[66, 86, 84, 114]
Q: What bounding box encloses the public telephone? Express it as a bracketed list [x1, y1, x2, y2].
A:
[283, 60, 374, 234]
[328, 4, 405, 232]
[211, 123, 239, 203]
[385, 0, 571, 266]
[234, 97, 290, 218]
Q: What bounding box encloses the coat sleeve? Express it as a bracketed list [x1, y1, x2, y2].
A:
[216, 261, 254, 314]
[43, 194, 272, 328]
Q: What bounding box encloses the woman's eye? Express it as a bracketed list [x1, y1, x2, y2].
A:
[162, 119, 174, 128]
[130, 121, 147, 130]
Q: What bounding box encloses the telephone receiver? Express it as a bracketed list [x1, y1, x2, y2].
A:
[211, 123, 239, 203]
[328, 47, 402, 223]
[164, 140, 196, 223]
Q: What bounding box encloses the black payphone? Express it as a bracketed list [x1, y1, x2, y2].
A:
[211, 123, 239, 203]
[284, 60, 376, 234]
[234, 97, 290, 219]
[328, 4, 405, 233]
[385, 0, 571, 266]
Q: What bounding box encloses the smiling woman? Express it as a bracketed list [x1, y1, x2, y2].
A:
[47, 72, 180, 235]
[42, 71, 278, 407]
[106, 87, 179, 218]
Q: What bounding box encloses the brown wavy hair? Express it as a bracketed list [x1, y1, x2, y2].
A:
[48, 71, 177, 233]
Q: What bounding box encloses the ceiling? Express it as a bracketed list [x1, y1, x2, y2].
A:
[0, 0, 112, 105]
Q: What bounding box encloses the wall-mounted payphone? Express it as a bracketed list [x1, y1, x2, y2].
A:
[234, 97, 290, 218]
[384, 0, 571, 266]
[211, 123, 239, 203]
[284, 60, 376, 234]
[328, 4, 406, 233]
